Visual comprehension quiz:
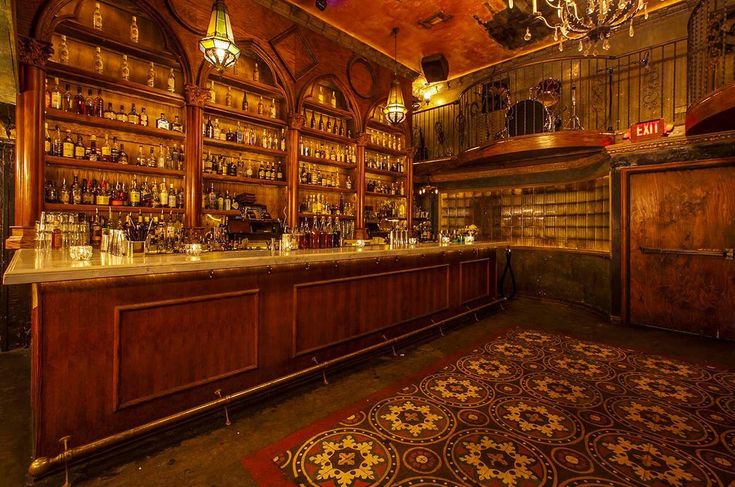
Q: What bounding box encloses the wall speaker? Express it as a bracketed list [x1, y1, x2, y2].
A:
[421, 54, 449, 83]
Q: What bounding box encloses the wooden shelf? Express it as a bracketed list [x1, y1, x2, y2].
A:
[203, 173, 287, 187]
[44, 203, 184, 214]
[202, 209, 241, 216]
[208, 72, 284, 100]
[299, 212, 355, 220]
[303, 100, 355, 120]
[203, 138, 286, 158]
[365, 192, 407, 199]
[367, 119, 404, 134]
[298, 155, 357, 170]
[365, 168, 407, 178]
[45, 109, 185, 141]
[47, 62, 185, 107]
[299, 126, 355, 145]
[203, 104, 286, 128]
[299, 184, 355, 194]
[56, 21, 178, 67]
[366, 143, 409, 157]
[45, 155, 185, 177]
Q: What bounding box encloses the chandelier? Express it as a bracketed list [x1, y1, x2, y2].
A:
[200, 0, 241, 71]
[515, 0, 650, 55]
[383, 27, 408, 125]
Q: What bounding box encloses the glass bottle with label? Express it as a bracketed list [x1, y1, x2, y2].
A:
[156, 113, 170, 130]
[50, 77, 62, 110]
[128, 103, 140, 125]
[139, 107, 149, 127]
[74, 134, 86, 159]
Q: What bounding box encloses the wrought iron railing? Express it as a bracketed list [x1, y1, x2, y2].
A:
[413, 37, 688, 160]
[687, 0, 735, 106]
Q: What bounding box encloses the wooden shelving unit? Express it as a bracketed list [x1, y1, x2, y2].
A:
[45, 203, 184, 214]
[45, 109, 185, 141]
[202, 137, 286, 157]
[46, 155, 185, 177]
[202, 173, 287, 187]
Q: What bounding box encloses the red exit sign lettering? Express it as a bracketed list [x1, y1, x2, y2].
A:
[630, 118, 665, 142]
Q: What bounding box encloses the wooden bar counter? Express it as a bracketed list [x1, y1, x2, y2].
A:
[4, 242, 504, 475]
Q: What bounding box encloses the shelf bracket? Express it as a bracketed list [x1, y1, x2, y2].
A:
[59, 435, 72, 487]
[382, 334, 398, 357]
[214, 389, 231, 426]
[312, 356, 329, 385]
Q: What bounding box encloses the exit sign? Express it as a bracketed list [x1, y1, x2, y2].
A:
[630, 118, 666, 142]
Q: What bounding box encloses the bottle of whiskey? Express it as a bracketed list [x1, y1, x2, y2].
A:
[74, 86, 85, 114]
[225, 86, 232, 107]
[270, 98, 277, 118]
[103, 102, 115, 120]
[241, 91, 249, 111]
[167, 68, 176, 93]
[147, 62, 156, 88]
[140, 107, 149, 127]
[257, 96, 264, 115]
[253, 62, 260, 82]
[74, 134, 85, 159]
[156, 113, 170, 130]
[168, 184, 177, 208]
[117, 105, 128, 123]
[63, 83, 73, 112]
[44, 123, 51, 154]
[318, 114, 324, 131]
[171, 115, 183, 132]
[128, 103, 140, 125]
[129, 177, 141, 207]
[71, 175, 82, 204]
[100, 133, 111, 162]
[93, 89, 104, 117]
[118, 144, 129, 164]
[87, 135, 98, 161]
[204, 117, 214, 138]
[136, 145, 145, 166]
[50, 77, 62, 110]
[59, 178, 70, 204]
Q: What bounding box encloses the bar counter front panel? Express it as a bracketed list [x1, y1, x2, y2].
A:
[7, 243, 500, 459]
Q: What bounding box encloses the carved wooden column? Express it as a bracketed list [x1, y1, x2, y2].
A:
[406, 147, 415, 232]
[355, 132, 368, 239]
[287, 112, 304, 228]
[184, 84, 208, 228]
[7, 37, 53, 249]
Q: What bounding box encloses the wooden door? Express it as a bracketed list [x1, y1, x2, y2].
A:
[621, 158, 735, 339]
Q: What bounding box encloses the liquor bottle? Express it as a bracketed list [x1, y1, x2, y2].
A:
[129, 177, 141, 207]
[103, 102, 115, 120]
[63, 83, 73, 111]
[156, 113, 170, 130]
[74, 134, 85, 159]
[309, 110, 315, 129]
[96, 180, 109, 205]
[87, 135, 98, 161]
[148, 147, 156, 167]
[59, 178, 70, 204]
[253, 62, 260, 82]
[338, 119, 344, 136]
[257, 96, 264, 115]
[93, 89, 104, 117]
[235, 122, 244, 144]
[241, 91, 249, 111]
[44, 123, 51, 154]
[280, 129, 286, 151]
[140, 107, 149, 127]
[270, 98, 277, 118]
[171, 115, 183, 133]
[330, 90, 337, 108]
[136, 145, 145, 166]
[167, 68, 176, 93]
[141, 179, 152, 207]
[130, 16, 139, 43]
[318, 86, 325, 104]
[44, 79, 50, 109]
[168, 185, 177, 208]
[45, 179, 58, 203]
[51, 77, 62, 110]
[225, 87, 232, 107]
[82, 179, 95, 205]
[325, 116, 331, 133]
[93, 2, 102, 31]
[74, 86, 85, 114]
[261, 129, 268, 149]
[258, 162, 265, 179]
[121, 54, 130, 81]
[58, 35, 70, 64]
[71, 175, 82, 204]
[246, 161, 253, 178]
[101, 133, 111, 161]
[164, 145, 173, 169]
[213, 118, 221, 140]
[128, 103, 140, 125]
[159, 180, 168, 207]
[117, 104, 128, 123]
[318, 113, 324, 131]
[204, 117, 214, 138]
[147, 63, 155, 88]
[277, 162, 283, 181]
[208, 81, 217, 104]
[91, 209, 102, 248]
[94, 47, 104, 74]
[157, 145, 165, 168]
[118, 143, 129, 164]
[208, 184, 216, 210]
[203, 151, 212, 173]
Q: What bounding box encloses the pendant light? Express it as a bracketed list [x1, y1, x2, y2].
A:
[383, 27, 408, 125]
[199, 0, 241, 71]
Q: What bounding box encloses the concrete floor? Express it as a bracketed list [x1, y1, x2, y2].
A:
[3, 297, 735, 486]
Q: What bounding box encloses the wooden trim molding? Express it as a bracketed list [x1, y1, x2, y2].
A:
[459, 258, 491, 305]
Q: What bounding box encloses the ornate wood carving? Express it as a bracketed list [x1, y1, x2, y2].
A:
[16, 36, 53, 68]
[184, 83, 210, 107]
[288, 112, 306, 129]
[347, 56, 376, 99]
[270, 26, 318, 81]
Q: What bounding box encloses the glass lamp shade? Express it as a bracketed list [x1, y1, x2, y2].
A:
[199, 0, 241, 70]
[383, 78, 408, 125]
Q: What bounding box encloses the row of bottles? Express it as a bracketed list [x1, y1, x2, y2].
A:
[45, 175, 184, 208]
[299, 163, 352, 189]
[298, 137, 356, 163]
[203, 152, 284, 181]
[299, 193, 355, 217]
[314, 85, 339, 108]
[53, 32, 178, 92]
[367, 179, 406, 196]
[366, 128, 403, 151]
[45, 78, 183, 132]
[88, 2, 140, 44]
[366, 151, 405, 173]
[209, 82, 279, 119]
[373, 200, 407, 219]
[295, 217, 347, 249]
[203, 118, 286, 151]
[202, 184, 240, 212]
[45, 125, 184, 171]
[302, 108, 350, 138]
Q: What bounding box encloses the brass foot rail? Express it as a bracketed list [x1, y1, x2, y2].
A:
[640, 246, 734, 260]
[28, 297, 506, 478]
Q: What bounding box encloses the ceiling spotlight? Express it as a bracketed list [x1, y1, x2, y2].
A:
[316, 0, 327, 11]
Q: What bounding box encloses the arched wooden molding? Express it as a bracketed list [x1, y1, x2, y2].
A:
[297, 74, 362, 133]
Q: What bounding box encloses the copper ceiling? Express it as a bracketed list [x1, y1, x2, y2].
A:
[285, 0, 535, 80]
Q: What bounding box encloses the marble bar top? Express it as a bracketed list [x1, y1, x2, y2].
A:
[3, 242, 507, 285]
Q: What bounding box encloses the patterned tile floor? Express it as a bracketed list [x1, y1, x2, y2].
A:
[245, 330, 735, 486]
